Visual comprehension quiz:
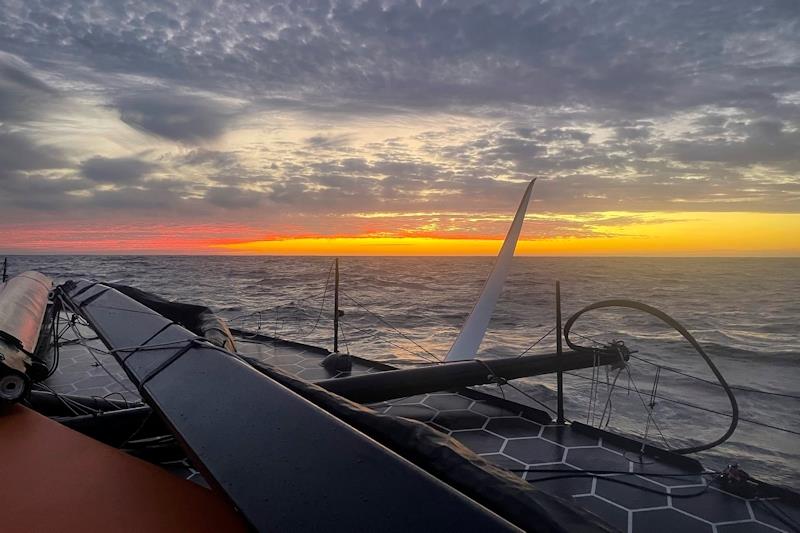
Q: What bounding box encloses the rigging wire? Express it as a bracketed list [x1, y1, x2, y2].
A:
[38, 305, 61, 380]
[53, 275, 799, 446]
[470, 358, 564, 418]
[516, 326, 556, 357]
[561, 370, 800, 437]
[568, 324, 797, 400]
[614, 345, 672, 451]
[300, 259, 335, 337]
[227, 285, 332, 323]
[649, 365, 662, 408]
[502, 379, 564, 419]
[230, 260, 337, 342]
[563, 322, 799, 436]
[630, 353, 800, 400]
[101, 391, 130, 409]
[338, 319, 351, 356]
[30, 384, 81, 416]
[564, 299, 739, 455]
[32, 382, 100, 416]
[338, 317, 439, 364]
[586, 348, 600, 426]
[570, 334, 669, 446]
[118, 411, 155, 448]
[261, 259, 337, 341]
[598, 366, 624, 428]
[64, 320, 137, 396]
[29, 299, 76, 381]
[54, 291, 147, 396]
[341, 290, 442, 363]
[52, 288, 175, 395]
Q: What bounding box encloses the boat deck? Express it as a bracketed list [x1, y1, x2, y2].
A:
[235, 334, 800, 533]
[42, 323, 800, 533]
[44, 313, 140, 403]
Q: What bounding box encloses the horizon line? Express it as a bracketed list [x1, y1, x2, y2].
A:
[2, 252, 799, 258]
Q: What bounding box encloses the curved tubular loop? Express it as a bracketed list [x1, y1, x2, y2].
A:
[563, 299, 739, 455]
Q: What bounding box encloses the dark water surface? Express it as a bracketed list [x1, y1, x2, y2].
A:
[7, 256, 800, 489]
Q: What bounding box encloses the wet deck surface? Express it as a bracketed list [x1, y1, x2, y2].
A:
[43, 326, 800, 533]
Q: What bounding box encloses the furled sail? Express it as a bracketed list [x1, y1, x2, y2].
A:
[445, 180, 536, 362]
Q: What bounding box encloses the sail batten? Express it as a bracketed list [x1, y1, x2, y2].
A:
[445, 180, 536, 362]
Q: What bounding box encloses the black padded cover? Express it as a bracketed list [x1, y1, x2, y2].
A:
[247, 359, 615, 533]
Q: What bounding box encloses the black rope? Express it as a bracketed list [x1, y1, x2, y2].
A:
[36, 301, 62, 381]
[77, 287, 111, 308]
[135, 339, 203, 388]
[120, 321, 178, 363]
[67, 281, 98, 299]
[101, 392, 130, 409]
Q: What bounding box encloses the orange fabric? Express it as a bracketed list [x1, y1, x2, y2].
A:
[0, 405, 248, 533]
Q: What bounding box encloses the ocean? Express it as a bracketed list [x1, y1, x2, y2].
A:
[6, 255, 800, 489]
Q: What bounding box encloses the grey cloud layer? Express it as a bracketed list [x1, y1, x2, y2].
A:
[115, 93, 239, 142]
[2, 0, 797, 116]
[0, 0, 798, 224]
[0, 131, 66, 172]
[0, 53, 58, 122]
[81, 156, 159, 183]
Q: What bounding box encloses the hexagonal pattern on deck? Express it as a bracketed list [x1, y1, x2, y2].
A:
[504, 438, 565, 465]
[43, 312, 139, 402]
[285, 343, 795, 533]
[485, 417, 542, 439]
[42, 318, 800, 533]
[451, 430, 505, 454]
[433, 410, 487, 431]
[632, 508, 713, 533]
[596, 475, 668, 510]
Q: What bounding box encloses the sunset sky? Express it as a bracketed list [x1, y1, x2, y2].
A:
[1, 1, 798, 255]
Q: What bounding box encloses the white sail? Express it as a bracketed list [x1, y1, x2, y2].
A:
[445, 179, 536, 362]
